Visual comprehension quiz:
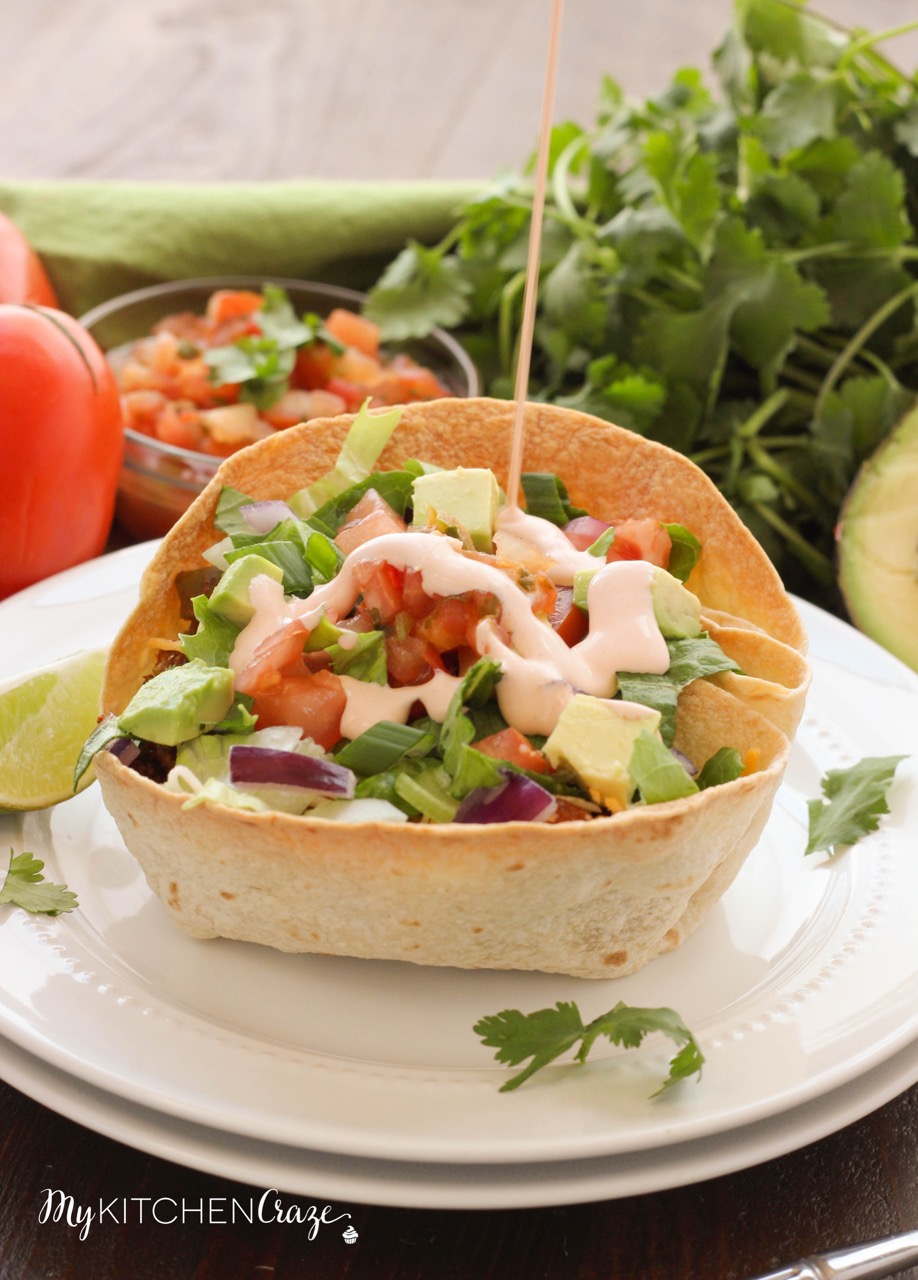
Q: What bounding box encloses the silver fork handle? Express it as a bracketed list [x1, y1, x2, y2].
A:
[747, 1231, 918, 1280]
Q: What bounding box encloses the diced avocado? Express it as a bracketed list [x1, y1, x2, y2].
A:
[208, 554, 285, 628]
[411, 467, 500, 552]
[572, 566, 599, 612]
[571, 564, 701, 639]
[118, 660, 235, 746]
[838, 402, 918, 672]
[650, 567, 702, 639]
[544, 694, 661, 809]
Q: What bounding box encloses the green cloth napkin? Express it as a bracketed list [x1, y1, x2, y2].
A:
[0, 179, 483, 318]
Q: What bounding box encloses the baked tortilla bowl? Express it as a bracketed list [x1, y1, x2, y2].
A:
[96, 398, 808, 979]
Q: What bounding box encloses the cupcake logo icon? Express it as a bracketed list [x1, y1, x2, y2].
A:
[343, 1226, 359, 1245]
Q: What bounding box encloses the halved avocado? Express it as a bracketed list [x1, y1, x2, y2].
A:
[837, 402, 918, 671]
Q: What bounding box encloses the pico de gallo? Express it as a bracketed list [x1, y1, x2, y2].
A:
[79, 405, 755, 824]
[116, 285, 452, 458]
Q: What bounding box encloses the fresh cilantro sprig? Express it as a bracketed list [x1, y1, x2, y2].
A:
[805, 755, 907, 856]
[365, 4, 918, 601]
[0, 851, 78, 916]
[474, 1000, 704, 1094]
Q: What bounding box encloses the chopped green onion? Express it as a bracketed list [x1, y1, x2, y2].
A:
[335, 721, 437, 774]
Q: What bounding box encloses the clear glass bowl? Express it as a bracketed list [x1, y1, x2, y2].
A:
[80, 276, 479, 541]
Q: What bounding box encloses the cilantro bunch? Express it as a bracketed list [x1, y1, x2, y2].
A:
[366, 0, 918, 599]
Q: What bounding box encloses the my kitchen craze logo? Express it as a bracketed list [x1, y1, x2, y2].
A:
[38, 1188, 355, 1242]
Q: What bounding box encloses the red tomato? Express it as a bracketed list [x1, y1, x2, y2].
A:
[293, 343, 335, 390]
[324, 308, 380, 359]
[250, 670, 346, 749]
[418, 592, 494, 652]
[606, 518, 672, 568]
[324, 376, 367, 412]
[475, 727, 552, 774]
[548, 586, 589, 646]
[352, 560, 405, 626]
[0, 214, 58, 307]
[205, 289, 263, 325]
[0, 305, 124, 599]
[385, 635, 443, 686]
[335, 489, 406, 556]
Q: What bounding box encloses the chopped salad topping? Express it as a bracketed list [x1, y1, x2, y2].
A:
[81, 405, 751, 821]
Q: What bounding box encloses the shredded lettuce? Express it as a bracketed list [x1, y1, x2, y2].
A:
[629, 730, 699, 804]
[289, 401, 404, 517]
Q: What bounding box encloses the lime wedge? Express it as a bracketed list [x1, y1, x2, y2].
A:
[0, 648, 108, 811]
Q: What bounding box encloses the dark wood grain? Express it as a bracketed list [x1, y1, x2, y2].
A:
[3, 1074, 918, 1280]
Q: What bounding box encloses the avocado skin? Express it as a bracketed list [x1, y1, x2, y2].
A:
[837, 403, 918, 672]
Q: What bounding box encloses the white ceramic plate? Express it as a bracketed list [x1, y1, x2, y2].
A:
[3, 1021, 918, 1210]
[1, 544, 917, 1170]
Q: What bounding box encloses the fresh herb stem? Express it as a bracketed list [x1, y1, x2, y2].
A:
[751, 503, 834, 585]
[498, 270, 527, 378]
[746, 439, 825, 515]
[815, 279, 918, 419]
[737, 388, 790, 438]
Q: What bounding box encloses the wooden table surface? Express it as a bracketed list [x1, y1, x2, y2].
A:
[3, 2, 918, 1278]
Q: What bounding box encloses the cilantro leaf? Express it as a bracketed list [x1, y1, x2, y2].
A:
[806, 755, 907, 856]
[474, 1000, 704, 1094]
[364, 241, 473, 342]
[1, 851, 78, 916]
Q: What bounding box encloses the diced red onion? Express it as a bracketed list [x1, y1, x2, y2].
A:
[229, 746, 356, 798]
[562, 515, 611, 551]
[671, 748, 697, 777]
[106, 737, 141, 767]
[240, 500, 296, 534]
[454, 772, 557, 824]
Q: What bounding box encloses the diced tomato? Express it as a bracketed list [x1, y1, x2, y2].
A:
[324, 308, 381, 359]
[475, 727, 552, 774]
[385, 635, 443, 686]
[206, 289, 263, 325]
[122, 389, 169, 437]
[325, 376, 367, 412]
[352, 560, 405, 626]
[369, 356, 450, 406]
[335, 489, 407, 556]
[606, 518, 672, 569]
[418, 591, 496, 653]
[236, 622, 309, 696]
[250, 670, 346, 750]
[293, 342, 336, 390]
[331, 346, 383, 387]
[155, 404, 206, 451]
[563, 515, 611, 551]
[401, 568, 436, 620]
[549, 586, 589, 646]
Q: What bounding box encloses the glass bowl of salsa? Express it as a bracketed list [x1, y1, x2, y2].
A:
[80, 276, 479, 541]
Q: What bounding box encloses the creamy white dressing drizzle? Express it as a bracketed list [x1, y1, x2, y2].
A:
[228, 527, 668, 738]
[338, 670, 459, 740]
[494, 505, 597, 585]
